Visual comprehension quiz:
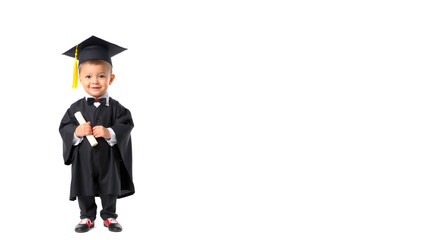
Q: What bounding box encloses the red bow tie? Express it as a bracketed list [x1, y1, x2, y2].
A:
[87, 98, 106, 105]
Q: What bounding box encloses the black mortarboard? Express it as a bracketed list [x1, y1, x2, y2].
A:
[62, 36, 127, 88]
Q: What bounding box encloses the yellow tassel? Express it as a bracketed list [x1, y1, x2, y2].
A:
[72, 44, 78, 89]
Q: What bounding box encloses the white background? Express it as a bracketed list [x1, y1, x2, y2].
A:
[0, 0, 425, 239]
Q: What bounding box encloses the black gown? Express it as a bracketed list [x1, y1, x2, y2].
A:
[59, 97, 135, 201]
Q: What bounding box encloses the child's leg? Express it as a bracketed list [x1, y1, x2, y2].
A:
[78, 196, 97, 221]
[100, 194, 118, 220]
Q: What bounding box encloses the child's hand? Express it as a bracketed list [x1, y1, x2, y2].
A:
[92, 126, 111, 139]
[75, 122, 93, 137]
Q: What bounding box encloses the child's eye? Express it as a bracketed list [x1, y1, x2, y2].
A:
[85, 75, 91, 79]
[99, 75, 105, 78]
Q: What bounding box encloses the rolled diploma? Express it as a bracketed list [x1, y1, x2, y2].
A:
[74, 111, 98, 147]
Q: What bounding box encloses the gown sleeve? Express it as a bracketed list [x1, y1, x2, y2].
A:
[110, 103, 134, 178]
[59, 107, 79, 165]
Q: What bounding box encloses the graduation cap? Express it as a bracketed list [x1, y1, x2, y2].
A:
[63, 36, 127, 89]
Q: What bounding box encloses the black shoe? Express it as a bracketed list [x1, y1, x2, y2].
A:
[75, 218, 95, 233]
[104, 218, 122, 232]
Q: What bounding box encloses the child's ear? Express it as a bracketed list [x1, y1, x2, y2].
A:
[109, 74, 115, 85]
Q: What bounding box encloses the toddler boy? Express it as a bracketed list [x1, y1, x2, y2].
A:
[59, 36, 135, 233]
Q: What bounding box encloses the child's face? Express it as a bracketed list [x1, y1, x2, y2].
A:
[79, 61, 115, 98]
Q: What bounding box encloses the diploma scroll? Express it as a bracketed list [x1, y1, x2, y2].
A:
[74, 111, 98, 147]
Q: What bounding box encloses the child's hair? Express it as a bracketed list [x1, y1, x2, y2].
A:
[78, 59, 113, 74]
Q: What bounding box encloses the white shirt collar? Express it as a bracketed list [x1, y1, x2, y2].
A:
[85, 91, 110, 106]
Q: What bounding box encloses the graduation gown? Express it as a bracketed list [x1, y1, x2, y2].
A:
[59, 97, 135, 201]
